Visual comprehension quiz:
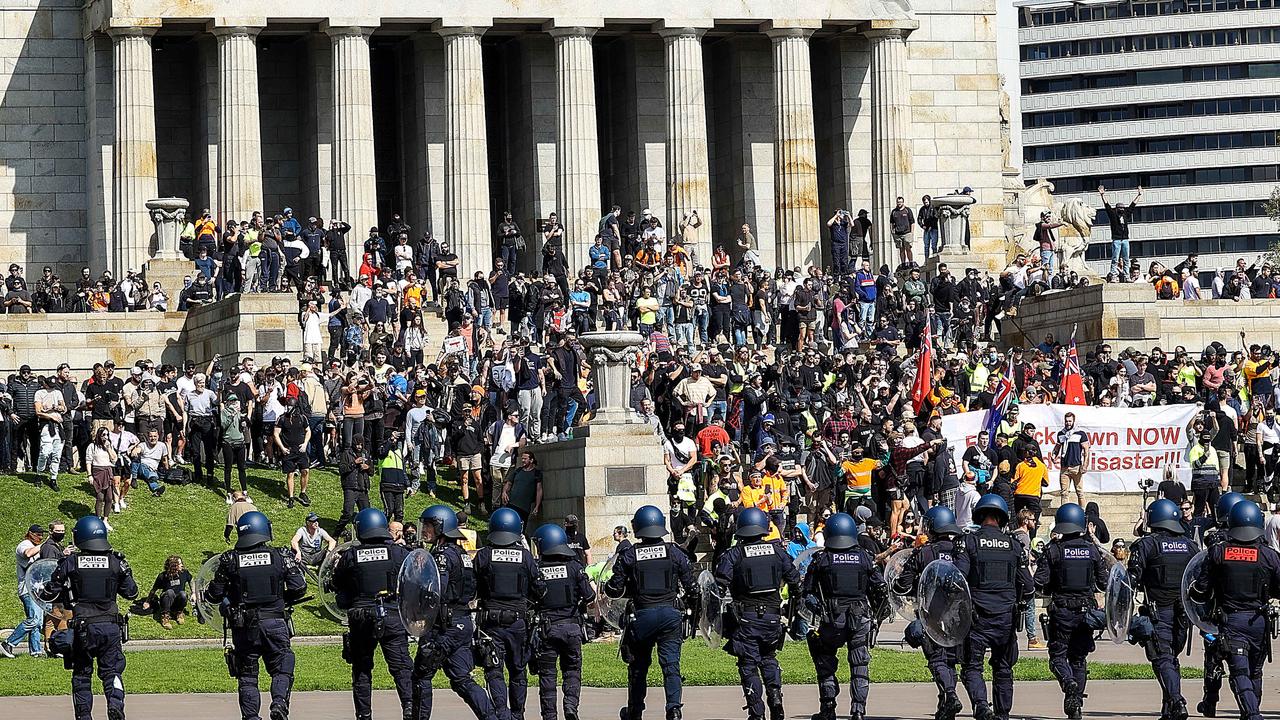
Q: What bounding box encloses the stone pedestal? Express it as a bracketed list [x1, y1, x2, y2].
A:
[535, 330, 670, 553]
[144, 259, 192, 307]
[147, 197, 189, 261]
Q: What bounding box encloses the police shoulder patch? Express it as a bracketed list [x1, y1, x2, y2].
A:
[744, 544, 774, 558]
[356, 546, 390, 563]
[77, 555, 109, 569]
[541, 564, 569, 580]
[635, 545, 668, 562]
[238, 552, 273, 568]
[492, 548, 523, 563]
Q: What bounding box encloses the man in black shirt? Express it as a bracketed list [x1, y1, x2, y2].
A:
[85, 362, 123, 437]
[564, 514, 592, 566]
[274, 399, 312, 508]
[1098, 184, 1143, 283]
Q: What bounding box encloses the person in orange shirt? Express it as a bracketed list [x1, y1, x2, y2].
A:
[1012, 445, 1049, 528]
[740, 469, 770, 513]
[761, 456, 794, 534]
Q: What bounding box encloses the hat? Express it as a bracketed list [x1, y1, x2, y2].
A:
[688, 363, 702, 372]
[283, 207, 293, 214]
[19, 364, 30, 373]
[104, 360, 116, 368]
[763, 413, 776, 423]
[305, 512, 320, 523]
[130, 367, 142, 376]
[28, 524, 45, 535]
[308, 216, 317, 223]
[565, 514, 580, 524]
[369, 226, 380, 233]
[642, 208, 652, 217]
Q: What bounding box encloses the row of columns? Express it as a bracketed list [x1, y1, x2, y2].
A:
[104, 19, 916, 277]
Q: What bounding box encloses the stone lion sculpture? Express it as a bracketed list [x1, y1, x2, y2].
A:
[1013, 178, 1097, 277]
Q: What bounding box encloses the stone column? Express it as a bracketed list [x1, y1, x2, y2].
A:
[549, 24, 602, 268]
[866, 21, 917, 265]
[212, 22, 265, 225]
[326, 23, 379, 264]
[658, 25, 712, 259]
[436, 25, 492, 280]
[765, 26, 820, 272]
[109, 24, 160, 273]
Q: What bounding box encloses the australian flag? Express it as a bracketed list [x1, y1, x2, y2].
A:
[983, 357, 1015, 439]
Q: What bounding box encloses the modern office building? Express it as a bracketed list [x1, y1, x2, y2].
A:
[1016, 0, 1280, 275]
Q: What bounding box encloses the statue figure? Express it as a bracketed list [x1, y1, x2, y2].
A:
[1009, 178, 1098, 278]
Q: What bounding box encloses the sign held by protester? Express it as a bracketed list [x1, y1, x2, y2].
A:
[942, 403, 1199, 493]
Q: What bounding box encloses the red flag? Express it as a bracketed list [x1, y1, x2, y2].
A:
[1060, 329, 1086, 405]
[911, 322, 933, 414]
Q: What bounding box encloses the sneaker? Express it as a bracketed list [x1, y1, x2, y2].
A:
[152, 486, 166, 498]
[298, 492, 311, 507]
[112, 500, 121, 514]
[244, 494, 253, 505]
[160, 614, 173, 630]
[28, 652, 44, 659]
[0, 641, 14, 658]
[103, 520, 114, 532]
[226, 493, 234, 505]
[287, 497, 295, 509]
[120, 499, 128, 510]
[47, 478, 59, 491]
[175, 611, 186, 625]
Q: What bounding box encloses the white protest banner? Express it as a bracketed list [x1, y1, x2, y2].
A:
[941, 403, 1200, 493]
[442, 336, 467, 356]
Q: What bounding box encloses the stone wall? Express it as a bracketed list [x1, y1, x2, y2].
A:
[0, 0, 87, 277]
[1006, 282, 1280, 352]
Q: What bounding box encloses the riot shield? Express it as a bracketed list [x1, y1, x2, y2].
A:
[1181, 549, 1219, 635]
[1104, 563, 1135, 645]
[23, 558, 58, 613]
[916, 559, 973, 648]
[399, 548, 443, 637]
[883, 549, 919, 622]
[792, 546, 821, 580]
[697, 569, 729, 648]
[590, 553, 630, 632]
[318, 541, 357, 623]
[192, 554, 224, 633]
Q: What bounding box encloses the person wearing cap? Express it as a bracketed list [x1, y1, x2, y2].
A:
[290, 511, 336, 569]
[1, 524, 48, 658]
[1012, 443, 1048, 529]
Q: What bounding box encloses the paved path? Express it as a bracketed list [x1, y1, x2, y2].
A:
[2, 680, 1183, 720]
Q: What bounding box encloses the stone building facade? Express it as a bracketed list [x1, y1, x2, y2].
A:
[1, 0, 1005, 279]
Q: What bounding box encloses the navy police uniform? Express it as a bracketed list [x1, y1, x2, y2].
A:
[604, 538, 697, 720]
[954, 524, 1035, 720]
[1189, 536, 1280, 720]
[207, 544, 307, 720]
[713, 539, 801, 720]
[802, 545, 885, 720]
[1128, 522, 1195, 719]
[1033, 535, 1108, 717]
[332, 539, 415, 720]
[894, 538, 963, 720]
[413, 541, 499, 720]
[533, 555, 595, 720]
[475, 541, 546, 720]
[45, 548, 138, 720]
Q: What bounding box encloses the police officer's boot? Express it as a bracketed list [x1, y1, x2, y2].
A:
[810, 701, 837, 720]
[1168, 698, 1189, 720]
[766, 688, 785, 720]
[935, 692, 963, 720]
[270, 705, 288, 720]
[1063, 681, 1083, 720]
[666, 706, 682, 720]
[108, 709, 125, 720]
[973, 702, 996, 720]
[1197, 700, 1216, 718]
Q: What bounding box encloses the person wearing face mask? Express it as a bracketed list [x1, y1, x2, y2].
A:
[38, 521, 71, 651]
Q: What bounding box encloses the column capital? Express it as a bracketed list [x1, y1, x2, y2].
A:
[322, 20, 378, 39]
[433, 22, 489, 39]
[207, 20, 265, 38]
[760, 20, 821, 41]
[106, 21, 160, 40]
[859, 19, 920, 40]
[544, 21, 602, 39]
[653, 21, 712, 39]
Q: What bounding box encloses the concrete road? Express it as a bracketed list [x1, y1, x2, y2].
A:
[0, 680, 1191, 719]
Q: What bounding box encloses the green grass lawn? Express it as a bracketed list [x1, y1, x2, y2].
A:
[0, 465, 476, 640]
[0, 642, 1194, 696]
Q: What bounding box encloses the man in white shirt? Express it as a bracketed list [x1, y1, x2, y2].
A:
[109, 419, 140, 513]
[128, 429, 169, 497]
[1, 524, 46, 657]
[291, 513, 336, 568]
[954, 471, 982, 528]
[34, 377, 67, 490]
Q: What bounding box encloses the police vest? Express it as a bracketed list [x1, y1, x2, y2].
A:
[233, 547, 284, 607]
[632, 541, 677, 606]
[481, 545, 531, 609]
[732, 541, 784, 604]
[1140, 532, 1194, 603]
[1050, 538, 1096, 597]
[538, 560, 579, 612]
[918, 539, 956, 567]
[818, 549, 871, 599]
[436, 543, 476, 608]
[350, 541, 402, 603]
[968, 527, 1019, 594]
[1218, 542, 1271, 610]
[70, 552, 119, 617]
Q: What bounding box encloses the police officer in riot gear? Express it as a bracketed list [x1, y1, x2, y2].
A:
[954, 494, 1034, 720]
[412, 504, 499, 720]
[1197, 491, 1245, 716]
[802, 512, 886, 720]
[713, 508, 801, 720]
[1034, 503, 1109, 720]
[206, 510, 307, 720]
[604, 505, 697, 720]
[475, 507, 546, 720]
[893, 506, 964, 720]
[39, 516, 138, 720]
[332, 508, 414, 720]
[531, 523, 595, 720]
[1188, 499, 1280, 720]
[1128, 498, 1194, 720]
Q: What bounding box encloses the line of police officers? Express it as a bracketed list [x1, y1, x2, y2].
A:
[32, 487, 1280, 720]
